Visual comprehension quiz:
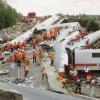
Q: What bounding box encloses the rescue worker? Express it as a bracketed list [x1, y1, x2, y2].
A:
[51, 31, 56, 41]
[31, 39, 36, 49]
[21, 50, 26, 60]
[38, 46, 44, 59]
[10, 43, 14, 52]
[48, 31, 52, 40]
[73, 68, 78, 81]
[68, 64, 73, 80]
[13, 50, 18, 62]
[9, 55, 15, 69]
[16, 51, 22, 67]
[14, 42, 17, 50]
[75, 79, 82, 94]
[41, 67, 48, 80]
[23, 55, 30, 77]
[86, 75, 92, 85]
[32, 50, 37, 63]
[83, 66, 90, 77]
[57, 67, 65, 80]
[42, 32, 48, 40]
[64, 64, 69, 78]
[48, 52, 54, 66]
[61, 77, 70, 88]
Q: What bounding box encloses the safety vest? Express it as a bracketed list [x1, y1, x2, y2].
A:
[22, 51, 26, 59]
[86, 75, 92, 81]
[16, 53, 22, 61]
[23, 56, 30, 65]
[49, 53, 54, 60]
[32, 51, 37, 57]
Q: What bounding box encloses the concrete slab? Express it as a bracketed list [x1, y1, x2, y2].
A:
[42, 60, 67, 94]
[0, 70, 9, 75]
[0, 82, 23, 100]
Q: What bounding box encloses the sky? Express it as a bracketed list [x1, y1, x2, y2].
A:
[6, 0, 100, 16]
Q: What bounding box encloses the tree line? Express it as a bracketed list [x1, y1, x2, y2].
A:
[68, 14, 100, 32]
[0, 3, 21, 29]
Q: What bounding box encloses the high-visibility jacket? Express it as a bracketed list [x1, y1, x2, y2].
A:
[50, 31, 55, 37]
[54, 30, 57, 37]
[80, 31, 88, 37]
[49, 53, 54, 61]
[22, 51, 26, 59]
[14, 42, 17, 49]
[16, 53, 22, 61]
[39, 47, 44, 54]
[23, 56, 29, 71]
[32, 51, 37, 57]
[86, 75, 92, 81]
[10, 43, 14, 49]
[23, 56, 30, 65]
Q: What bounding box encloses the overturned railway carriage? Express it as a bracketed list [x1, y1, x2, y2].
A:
[75, 49, 100, 70]
[68, 49, 100, 71]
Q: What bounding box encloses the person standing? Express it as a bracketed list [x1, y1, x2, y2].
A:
[83, 66, 90, 77]
[73, 68, 78, 81]
[9, 55, 15, 69]
[21, 50, 26, 61]
[38, 46, 44, 59]
[32, 50, 37, 63]
[48, 52, 54, 66]
[64, 64, 69, 78]
[41, 67, 48, 80]
[23, 55, 30, 77]
[16, 51, 22, 67]
[75, 79, 82, 94]
[68, 64, 73, 80]
[31, 39, 36, 49]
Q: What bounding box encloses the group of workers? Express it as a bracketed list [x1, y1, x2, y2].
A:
[4, 41, 26, 52]
[30, 27, 60, 48]
[67, 29, 89, 47]
[57, 63, 97, 94]
[10, 49, 30, 77]
[8, 41, 54, 79]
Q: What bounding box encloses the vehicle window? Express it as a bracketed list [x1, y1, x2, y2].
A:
[92, 53, 100, 57]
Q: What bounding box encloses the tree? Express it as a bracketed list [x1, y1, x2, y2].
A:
[0, 2, 21, 29]
[86, 19, 100, 32]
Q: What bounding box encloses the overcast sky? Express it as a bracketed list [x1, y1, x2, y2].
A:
[7, 0, 100, 16]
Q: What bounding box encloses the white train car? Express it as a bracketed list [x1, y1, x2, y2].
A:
[75, 49, 100, 70]
[68, 30, 100, 50]
[36, 15, 61, 30]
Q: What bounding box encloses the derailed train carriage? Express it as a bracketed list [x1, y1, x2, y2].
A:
[65, 48, 100, 71]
